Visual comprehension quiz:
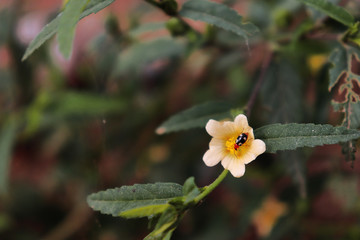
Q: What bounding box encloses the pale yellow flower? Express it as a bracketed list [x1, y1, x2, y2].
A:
[203, 114, 266, 177]
[307, 54, 327, 74]
[252, 196, 287, 237]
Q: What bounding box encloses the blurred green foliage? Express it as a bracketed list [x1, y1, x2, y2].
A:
[1, 0, 360, 239]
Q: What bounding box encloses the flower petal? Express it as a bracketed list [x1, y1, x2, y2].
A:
[203, 148, 226, 167]
[247, 128, 255, 141]
[249, 139, 266, 155]
[204, 114, 265, 178]
[243, 139, 266, 164]
[221, 154, 236, 169]
[222, 156, 246, 178]
[230, 161, 246, 177]
[206, 119, 236, 139]
[234, 114, 251, 132]
[209, 138, 224, 149]
[242, 151, 257, 164]
[234, 114, 249, 129]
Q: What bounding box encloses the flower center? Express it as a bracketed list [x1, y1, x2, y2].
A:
[225, 136, 237, 154]
[225, 133, 249, 157]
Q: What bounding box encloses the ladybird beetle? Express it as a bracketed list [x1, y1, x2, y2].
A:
[234, 133, 248, 150]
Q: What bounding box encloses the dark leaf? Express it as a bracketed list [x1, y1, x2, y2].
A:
[87, 183, 183, 218]
[22, 0, 115, 60]
[254, 123, 360, 153]
[179, 0, 258, 41]
[156, 101, 233, 134]
[298, 0, 354, 26]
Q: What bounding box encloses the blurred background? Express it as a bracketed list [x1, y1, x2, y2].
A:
[1, 0, 360, 239]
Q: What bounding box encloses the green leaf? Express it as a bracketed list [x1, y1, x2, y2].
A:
[182, 177, 197, 195]
[57, 0, 89, 59]
[254, 123, 360, 153]
[21, 14, 61, 61]
[113, 38, 185, 76]
[182, 177, 201, 205]
[298, 0, 354, 27]
[329, 45, 360, 128]
[156, 101, 233, 134]
[332, 101, 360, 162]
[260, 57, 305, 194]
[328, 46, 360, 162]
[22, 0, 115, 61]
[0, 119, 19, 194]
[328, 45, 348, 91]
[261, 57, 303, 123]
[87, 183, 183, 218]
[145, 207, 178, 240]
[179, 0, 258, 41]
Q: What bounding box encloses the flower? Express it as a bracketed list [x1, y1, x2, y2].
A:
[203, 114, 266, 177]
[252, 196, 287, 237]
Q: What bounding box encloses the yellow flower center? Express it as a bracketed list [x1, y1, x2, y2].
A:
[225, 134, 250, 158]
[225, 136, 239, 157]
[225, 136, 237, 155]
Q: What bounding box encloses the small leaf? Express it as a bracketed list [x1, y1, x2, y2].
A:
[298, 0, 354, 27]
[328, 46, 360, 127]
[22, 0, 115, 61]
[87, 183, 183, 218]
[145, 207, 178, 239]
[328, 45, 348, 91]
[113, 38, 185, 76]
[182, 177, 201, 204]
[145, 227, 176, 240]
[21, 15, 61, 61]
[182, 177, 197, 195]
[0, 119, 19, 194]
[156, 101, 233, 134]
[179, 0, 258, 41]
[57, 0, 89, 58]
[254, 123, 360, 153]
[328, 46, 360, 103]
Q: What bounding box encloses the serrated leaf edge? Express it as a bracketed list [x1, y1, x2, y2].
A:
[255, 123, 360, 153]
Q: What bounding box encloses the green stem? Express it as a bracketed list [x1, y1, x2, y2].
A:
[194, 169, 229, 203]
